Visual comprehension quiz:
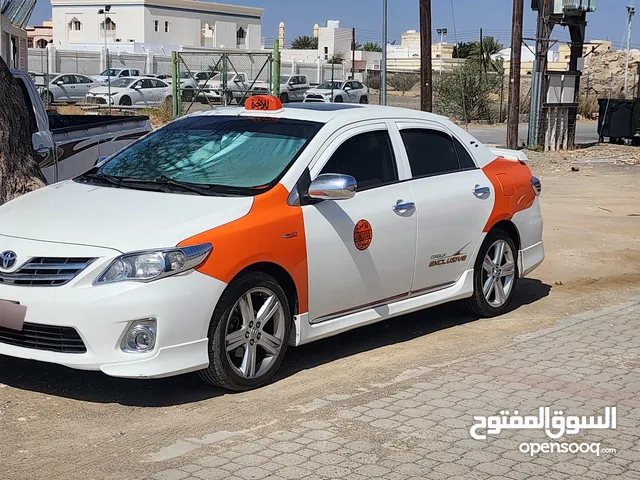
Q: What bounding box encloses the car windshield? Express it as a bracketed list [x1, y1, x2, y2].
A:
[317, 81, 342, 90]
[280, 76, 291, 84]
[86, 116, 322, 193]
[108, 78, 135, 88]
[100, 69, 120, 76]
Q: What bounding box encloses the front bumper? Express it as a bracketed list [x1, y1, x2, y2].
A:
[86, 95, 112, 105]
[0, 238, 225, 378]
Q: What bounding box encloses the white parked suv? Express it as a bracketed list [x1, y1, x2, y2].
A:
[304, 80, 369, 104]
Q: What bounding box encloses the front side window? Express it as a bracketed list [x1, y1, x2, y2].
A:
[400, 129, 462, 178]
[84, 117, 322, 194]
[321, 130, 398, 191]
[110, 78, 135, 88]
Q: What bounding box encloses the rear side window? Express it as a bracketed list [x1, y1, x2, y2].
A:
[401, 129, 462, 178]
[453, 138, 477, 169]
[321, 130, 398, 191]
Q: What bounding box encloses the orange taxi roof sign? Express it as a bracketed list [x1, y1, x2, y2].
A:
[245, 95, 283, 112]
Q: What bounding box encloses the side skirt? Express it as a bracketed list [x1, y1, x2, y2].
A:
[291, 269, 475, 347]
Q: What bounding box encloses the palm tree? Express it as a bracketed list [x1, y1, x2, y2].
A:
[469, 36, 504, 73]
[363, 42, 383, 53]
[291, 36, 318, 50]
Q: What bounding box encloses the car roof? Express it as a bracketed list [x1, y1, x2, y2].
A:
[187, 103, 450, 126]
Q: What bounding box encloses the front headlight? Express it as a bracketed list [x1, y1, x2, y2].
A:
[94, 243, 212, 285]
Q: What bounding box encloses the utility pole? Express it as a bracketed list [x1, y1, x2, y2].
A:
[381, 0, 388, 105]
[528, 0, 553, 146]
[480, 28, 485, 75]
[624, 1, 636, 98]
[351, 27, 356, 80]
[420, 0, 432, 111]
[436, 28, 447, 79]
[506, 0, 524, 149]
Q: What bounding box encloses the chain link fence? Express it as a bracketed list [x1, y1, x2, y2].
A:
[172, 51, 273, 118]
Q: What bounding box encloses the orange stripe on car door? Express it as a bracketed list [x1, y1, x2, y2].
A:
[179, 184, 309, 313]
[482, 157, 536, 232]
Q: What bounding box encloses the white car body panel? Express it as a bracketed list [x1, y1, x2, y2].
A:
[0, 181, 253, 252]
[0, 102, 544, 379]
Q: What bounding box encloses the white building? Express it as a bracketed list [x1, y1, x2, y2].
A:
[1, 0, 33, 71]
[51, 0, 263, 52]
[317, 20, 352, 61]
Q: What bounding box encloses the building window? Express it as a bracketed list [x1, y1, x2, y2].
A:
[236, 27, 246, 47]
[68, 17, 82, 31]
[154, 20, 158, 32]
[165, 21, 169, 33]
[36, 38, 48, 48]
[101, 17, 116, 32]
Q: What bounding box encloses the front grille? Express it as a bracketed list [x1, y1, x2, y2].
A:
[0, 322, 86, 353]
[0, 257, 95, 286]
[86, 96, 106, 104]
[306, 94, 326, 100]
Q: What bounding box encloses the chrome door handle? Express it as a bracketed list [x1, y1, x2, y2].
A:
[473, 186, 491, 197]
[393, 202, 415, 212]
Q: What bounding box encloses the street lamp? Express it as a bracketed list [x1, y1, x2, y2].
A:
[381, 0, 387, 105]
[98, 5, 112, 114]
[436, 28, 447, 79]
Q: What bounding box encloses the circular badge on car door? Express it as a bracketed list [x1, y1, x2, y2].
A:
[354, 220, 373, 251]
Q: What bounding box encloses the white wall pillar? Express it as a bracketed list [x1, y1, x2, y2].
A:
[146, 49, 154, 74]
[46, 44, 56, 74]
[100, 46, 107, 71]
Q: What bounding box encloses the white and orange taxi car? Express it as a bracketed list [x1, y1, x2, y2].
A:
[0, 96, 544, 391]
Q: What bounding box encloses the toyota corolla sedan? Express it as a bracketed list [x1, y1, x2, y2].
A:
[86, 77, 171, 106]
[0, 96, 544, 391]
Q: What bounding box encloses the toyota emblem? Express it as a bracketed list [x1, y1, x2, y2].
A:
[0, 251, 17, 270]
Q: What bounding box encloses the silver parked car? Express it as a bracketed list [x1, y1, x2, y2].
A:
[304, 80, 369, 104]
[40, 74, 102, 104]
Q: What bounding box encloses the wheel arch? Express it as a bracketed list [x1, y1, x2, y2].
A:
[235, 261, 299, 317]
[490, 219, 521, 252]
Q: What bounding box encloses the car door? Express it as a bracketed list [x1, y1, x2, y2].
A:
[53, 75, 74, 101]
[303, 122, 418, 324]
[72, 75, 93, 100]
[129, 79, 145, 104]
[344, 81, 358, 102]
[151, 78, 170, 104]
[393, 121, 494, 294]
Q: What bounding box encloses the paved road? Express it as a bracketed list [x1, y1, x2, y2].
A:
[149, 296, 640, 480]
[468, 123, 600, 147]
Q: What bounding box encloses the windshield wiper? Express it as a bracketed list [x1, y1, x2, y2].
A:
[76, 172, 124, 188]
[148, 175, 222, 196]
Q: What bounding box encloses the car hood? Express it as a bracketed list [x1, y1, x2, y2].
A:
[0, 181, 254, 253]
[88, 86, 128, 95]
[306, 88, 335, 96]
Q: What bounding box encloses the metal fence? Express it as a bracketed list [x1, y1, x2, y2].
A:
[171, 51, 273, 118]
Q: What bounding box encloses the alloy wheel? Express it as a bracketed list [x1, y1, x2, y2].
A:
[481, 239, 516, 307]
[224, 287, 286, 379]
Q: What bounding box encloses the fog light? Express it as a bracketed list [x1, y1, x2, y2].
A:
[121, 319, 157, 353]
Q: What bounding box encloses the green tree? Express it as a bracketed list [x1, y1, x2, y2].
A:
[453, 41, 478, 59]
[388, 73, 419, 96]
[327, 52, 346, 64]
[291, 36, 318, 50]
[468, 36, 505, 73]
[363, 42, 383, 53]
[434, 62, 502, 122]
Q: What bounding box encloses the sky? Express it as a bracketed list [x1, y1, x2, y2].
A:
[31, 0, 638, 50]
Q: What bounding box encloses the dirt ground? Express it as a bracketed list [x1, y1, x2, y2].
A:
[0, 156, 639, 480]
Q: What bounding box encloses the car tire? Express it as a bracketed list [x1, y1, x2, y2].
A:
[182, 88, 194, 102]
[198, 271, 291, 391]
[359, 96, 369, 104]
[334, 96, 344, 103]
[119, 96, 132, 106]
[280, 93, 290, 103]
[465, 228, 519, 318]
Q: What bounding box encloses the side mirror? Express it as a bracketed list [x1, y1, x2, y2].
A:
[308, 174, 357, 201]
[95, 155, 109, 166]
[56, 81, 64, 85]
[134, 84, 142, 89]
